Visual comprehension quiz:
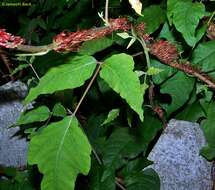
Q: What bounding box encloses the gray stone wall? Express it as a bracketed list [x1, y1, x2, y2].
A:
[0, 81, 28, 167]
[147, 119, 213, 190]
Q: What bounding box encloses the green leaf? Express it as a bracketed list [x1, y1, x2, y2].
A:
[79, 37, 113, 55]
[176, 101, 205, 122]
[147, 67, 163, 76]
[201, 102, 215, 145]
[102, 128, 146, 181]
[52, 103, 67, 117]
[0, 171, 34, 190]
[200, 145, 215, 161]
[88, 160, 115, 190]
[160, 71, 195, 115]
[159, 23, 175, 42]
[191, 41, 215, 72]
[120, 157, 153, 177]
[101, 108, 120, 126]
[117, 32, 131, 39]
[137, 5, 166, 34]
[167, 0, 180, 24]
[151, 59, 176, 85]
[24, 55, 97, 104]
[171, 1, 205, 46]
[10, 64, 29, 76]
[17, 106, 50, 125]
[126, 37, 136, 49]
[159, 23, 184, 53]
[100, 53, 144, 121]
[124, 169, 160, 190]
[28, 116, 92, 190]
[138, 112, 163, 149]
[0, 179, 34, 190]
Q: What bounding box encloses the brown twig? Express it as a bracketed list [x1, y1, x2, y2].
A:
[148, 39, 215, 90]
[115, 177, 127, 190]
[168, 61, 215, 90]
[16, 43, 54, 54]
[149, 84, 167, 128]
[0, 48, 14, 80]
[73, 63, 102, 115]
[132, 48, 215, 91]
[29, 63, 40, 81]
[71, 62, 103, 166]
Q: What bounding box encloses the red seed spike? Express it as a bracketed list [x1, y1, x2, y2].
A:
[149, 40, 179, 64]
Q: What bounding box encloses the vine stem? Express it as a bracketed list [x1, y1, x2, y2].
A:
[207, 10, 215, 25]
[115, 177, 127, 190]
[132, 51, 215, 90]
[105, 0, 109, 25]
[72, 62, 103, 165]
[73, 63, 102, 115]
[0, 48, 14, 81]
[29, 63, 40, 81]
[15, 43, 54, 54]
[138, 37, 151, 68]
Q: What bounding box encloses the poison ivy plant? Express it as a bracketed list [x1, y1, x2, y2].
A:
[17, 106, 50, 125]
[24, 55, 97, 104]
[168, 0, 205, 46]
[137, 5, 166, 34]
[100, 53, 144, 121]
[1, 0, 215, 189]
[160, 71, 195, 115]
[192, 41, 215, 72]
[101, 127, 146, 182]
[79, 37, 114, 55]
[28, 116, 92, 190]
[124, 169, 160, 190]
[101, 108, 120, 126]
[52, 103, 67, 117]
[200, 102, 215, 160]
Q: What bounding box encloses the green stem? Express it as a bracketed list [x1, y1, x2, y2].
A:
[73, 63, 102, 115]
[137, 37, 151, 85]
[72, 62, 103, 165]
[138, 37, 151, 68]
[105, 0, 109, 25]
[207, 10, 215, 25]
[29, 63, 40, 80]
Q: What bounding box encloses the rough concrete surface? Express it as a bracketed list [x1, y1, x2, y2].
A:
[148, 119, 213, 190]
[0, 81, 28, 167]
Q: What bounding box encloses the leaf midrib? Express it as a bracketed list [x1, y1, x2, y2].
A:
[54, 116, 74, 190]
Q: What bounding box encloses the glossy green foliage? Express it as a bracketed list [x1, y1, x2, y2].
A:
[28, 116, 92, 190]
[25, 55, 97, 104]
[167, 0, 205, 46]
[138, 5, 166, 34]
[160, 72, 195, 115]
[2, 0, 215, 189]
[192, 41, 215, 72]
[17, 106, 50, 125]
[101, 108, 120, 126]
[100, 54, 144, 121]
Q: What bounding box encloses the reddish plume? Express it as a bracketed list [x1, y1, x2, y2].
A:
[134, 22, 153, 42]
[0, 29, 25, 49]
[149, 40, 179, 64]
[53, 18, 131, 52]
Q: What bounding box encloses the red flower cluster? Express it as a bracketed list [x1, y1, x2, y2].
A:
[134, 22, 153, 42]
[109, 18, 131, 31]
[149, 40, 179, 64]
[53, 18, 131, 52]
[0, 29, 25, 48]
